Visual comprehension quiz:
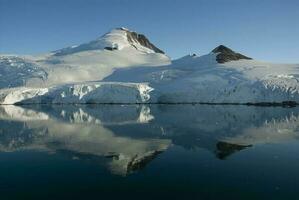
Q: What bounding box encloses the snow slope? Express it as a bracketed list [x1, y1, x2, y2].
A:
[0, 55, 48, 89]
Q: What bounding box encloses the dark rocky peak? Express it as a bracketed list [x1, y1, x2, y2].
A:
[211, 45, 252, 63]
[212, 45, 235, 54]
[123, 28, 165, 54]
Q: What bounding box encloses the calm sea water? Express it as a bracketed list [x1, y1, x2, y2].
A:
[0, 104, 299, 200]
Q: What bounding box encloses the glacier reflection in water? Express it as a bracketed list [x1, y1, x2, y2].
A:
[1, 104, 299, 199]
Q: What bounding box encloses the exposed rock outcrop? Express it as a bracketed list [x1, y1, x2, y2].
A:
[212, 45, 252, 63]
[122, 28, 165, 54]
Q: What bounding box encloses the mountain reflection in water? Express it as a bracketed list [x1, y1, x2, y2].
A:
[0, 104, 299, 176]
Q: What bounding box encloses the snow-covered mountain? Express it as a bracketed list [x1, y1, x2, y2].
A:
[1, 28, 299, 104]
[0, 27, 170, 89]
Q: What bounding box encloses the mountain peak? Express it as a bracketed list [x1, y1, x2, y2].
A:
[117, 27, 129, 31]
[211, 45, 252, 63]
[212, 45, 235, 54]
[104, 28, 165, 54]
[53, 27, 165, 56]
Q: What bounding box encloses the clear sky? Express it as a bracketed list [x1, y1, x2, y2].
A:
[0, 0, 298, 63]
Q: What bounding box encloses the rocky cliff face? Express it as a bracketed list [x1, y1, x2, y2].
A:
[123, 28, 165, 54]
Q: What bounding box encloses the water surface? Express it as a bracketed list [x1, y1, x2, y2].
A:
[0, 104, 299, 199]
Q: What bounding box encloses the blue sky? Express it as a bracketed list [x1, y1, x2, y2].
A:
[0, 0, 298, 63]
